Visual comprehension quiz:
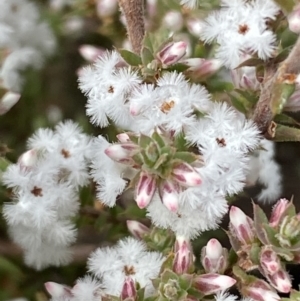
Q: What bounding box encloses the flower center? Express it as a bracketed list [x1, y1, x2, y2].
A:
[160, 100, 175, 113]
[238, 24, 249, 35]
[124, 265, 136, 276]
[31, 186, 43, 197]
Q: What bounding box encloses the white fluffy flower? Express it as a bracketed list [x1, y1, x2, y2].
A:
[79, 51, 141, 129]
[88, 237, 164, 296]
[0, 0, 56, 91]
[200, 0, 280, 68]
[129, 72, 212, 135]
[2, 121, 91, 269]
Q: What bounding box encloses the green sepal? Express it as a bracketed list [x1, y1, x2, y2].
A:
[253, 203, 269, 245]
[141, 46, 155, 66]
[151, 131, 166, 148]
[270, 82, 295, 115]
[249, 243, 261, 265]
[270, 245, 294, 261]
[119, 49, 142, 66]
[139, 134, 154, 148]
[227, 92, 247, 114]
[161, 269, 179, 283]
[173, 152, 198, 164]
[153, 153, 170, 170]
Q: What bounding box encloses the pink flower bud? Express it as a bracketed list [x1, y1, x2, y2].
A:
[260, 247, 281, 275]
[104, 143, 139, 163]
[194, 274, 236, 295]
[0, 92, 21, 115]
[117, 133, 131, 143]
[18, 149, 38, 170]
[79, 45, 105, 62]
[121, 277, 137, 301]
[288, 5, 300, 34]
[157, 41, 187, 67]
[159, 180, 180, 212]
[229, 206, 254, 245]
[126, 220, 150, 239]
[243, 279, 280, 301]
[135, 172, 156, 208]
[183, 58, 222, 79]
[44, 282, 72, 298]
[269, 199, 290, 228]
[267, 270, 292, 293]
[173, 236, 193, 274]
[172, 163, 202, 187]
[201, 239, 228, 273]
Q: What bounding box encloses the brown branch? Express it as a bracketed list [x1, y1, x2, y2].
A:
[253, 36, 300, 137]
[118, 0, 145, 54]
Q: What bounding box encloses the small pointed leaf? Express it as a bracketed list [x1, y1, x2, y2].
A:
[119, 49, 142, 66]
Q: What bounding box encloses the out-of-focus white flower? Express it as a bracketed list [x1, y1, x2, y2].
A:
[79, 45, 105, 62]
[163, 11, 184, 32]
[200, 0, 280, 69]
[0, 91, 20, 115]
[2, 121, 92, 270]
[0, 0, 56, 92]
[246, 139, 282, 203]
[96, 0, 118, 18]
[288, 4, 300, 34]
[88, 237, 164, 296]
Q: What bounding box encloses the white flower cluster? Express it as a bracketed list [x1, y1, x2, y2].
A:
[0, 0, 56, 92]
[45, 237, 164, 301]
[79, 50, 261, 239]
[2, 121, 91, 269]
[200, 0, 280, 69]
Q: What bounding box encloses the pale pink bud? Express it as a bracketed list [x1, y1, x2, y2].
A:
[268, 270, 292, 293]
[244, 279, 280, 301]
[284, 87, 300, 111]
[173, 236, 193, 274]
[159, 180, 180, 212]
[269, 199, 290, 228]
[0, 92, 21, 115]
[260, 248, 281, 275]
[183, 58, 222, 80]
[79, 45, 105, 62]
[121, 277, 137, 301]
[126, 220, 150, 239]
[104, 143, 139, 163]
[163, 11, 184, 32]
[172, 163, 202, 187]
[135, 172, 156, 208]
[288, 5, 300, 34]
[229, 206, 254, 245]
[194, 274, 236, 295]
[201, 239, 227, 273]
[18, 149, 38, 170]
[44, 282, 72, 298]
[157, 41, 187, 67]
[96, 0, 118, 17]
[186, 18, 204, 36]
[117, 133, 131, 143]
[231, 65, 260, 91]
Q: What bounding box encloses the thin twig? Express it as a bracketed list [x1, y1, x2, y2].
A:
[118, 0, 145, 54]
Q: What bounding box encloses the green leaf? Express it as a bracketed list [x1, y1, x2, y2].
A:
[141, 46, 155, 66]
[274, 124, 300, 142]
[153, 153, 169, 169]
[227, 93, 247, 114]
[235, 58, 264, 68]
[178, 274, 193, 290]
[119, 49, 142, 66]
[173, 152, 198, 164]
[249, 243, 261, 265]
[174, 133, 188, 151]
[274, 114, 300, 127]
[0, 157, 10, 173]
[273, 46, 293, 64]
[234, 89, 259, 105]
[270, 82, 295, 115]
[161, 269, 179, 283]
